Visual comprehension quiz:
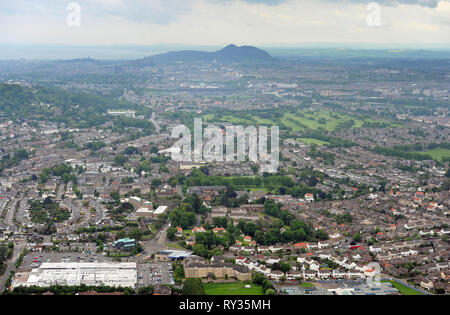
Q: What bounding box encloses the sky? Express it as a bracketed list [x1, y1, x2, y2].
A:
[0, 0, 449, 48]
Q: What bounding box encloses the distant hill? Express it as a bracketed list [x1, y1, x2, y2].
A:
[57, 57, 100, 64]
[140, 44, 275, 64]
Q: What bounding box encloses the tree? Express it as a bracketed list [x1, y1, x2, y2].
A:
[174, 264, 185, 283]
[110, 191, 120, 203]
[195, 231, 217, 249]
[213, 217, 228, 228]
[252, 273, 266, 286]
[167, 227, 177, 241]
[264, 200, 280, 217]
[183, 194, 208, 215]
[254, 230, 265, 245]
[353, 233, 362, 243]
[128, 228, 143, 241]
[155, 214, 167, 230]
[182, 278, 205, 295]
[278, 262, 291, 273]
[124, 146, 139, 155]
[443, 179, 450, 191]
[169, 209, 196, 229]
[159, 166, 169, 174]
[39, 170, 49, 183]
[314, 229, 329, 241]
[244, 222, 257, 237]
[116, 230, 127, 240]
[151, 179, 162, 188]
[138, 286, 154, 295]
[265, 289, 276, 295]
[0, 243, 8, 266]
[113, 154, 128, 167]
[262, 279, 275, 292]
[192, 244, 209, 258]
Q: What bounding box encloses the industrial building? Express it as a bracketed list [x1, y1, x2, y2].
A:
[153, 206, 168, 217]
[132, 208, 154, 219]
[155, 250, 192, 261]
[13, 262, 137, 288]
[113, 238, 136, 251]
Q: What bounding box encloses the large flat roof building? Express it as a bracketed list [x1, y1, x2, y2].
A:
[113, 238, 136, 251]
[153, 206, 168, 217]
[132, 208, 154, 219]
[13, 262, 137, 288]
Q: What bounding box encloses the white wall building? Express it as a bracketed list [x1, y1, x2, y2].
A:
[13, 262, 137, 288]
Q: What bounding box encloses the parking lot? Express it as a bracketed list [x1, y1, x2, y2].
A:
[137, 262, 174, 287]
[20, 251, 175, 289]
[21, 251, 114, 269]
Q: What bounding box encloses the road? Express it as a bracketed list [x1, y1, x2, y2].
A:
[150, 112, 161, 134]
[0, 243, 25, 292]
[0, 198, 8, 223]
[142, 222, 171, 254]
[141, 185, 184, 254]
[5, 197, 19, 227]
[176, 184, 184, 199]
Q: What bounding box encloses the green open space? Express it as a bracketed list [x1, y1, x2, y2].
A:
[297, 138, 330, 146]
[241, 187, 271, 193]
[204, 282, 264, 295]
[281, 110, 367, 131]
[414, 148, 450, 162]
[203, 114, 275, 126]
[381, 280, 425, 295]
[203, 109, 395, 133]
[167, 243, 184, 249]
[29, 198, 70, 224]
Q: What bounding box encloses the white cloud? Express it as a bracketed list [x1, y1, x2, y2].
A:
[0, 0, 448, 45]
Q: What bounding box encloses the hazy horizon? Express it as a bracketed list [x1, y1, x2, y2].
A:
[1, 0, 449, 59]
[1, 43, 450, 61]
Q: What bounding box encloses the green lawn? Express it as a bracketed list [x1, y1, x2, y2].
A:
[282, 110, 364, 131]
[415, 148, 450, 162]
[297, 138, 329, 146]
[204, 282, 264, 295]
[203, 114, 275, 126]
[300, 282, 314, 288]
[381, 280, 425, 295]
[242, 187, 271, 193]
[203, 109, 395, 133]
[167, 243, 184, 249]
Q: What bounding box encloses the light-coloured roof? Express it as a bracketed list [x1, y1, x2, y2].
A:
[15, 262, 137, 289]
[154, 206, 168, 214]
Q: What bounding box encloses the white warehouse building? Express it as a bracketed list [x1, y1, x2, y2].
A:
[153, 206, 168, 217]
[13, 262, 137, 288]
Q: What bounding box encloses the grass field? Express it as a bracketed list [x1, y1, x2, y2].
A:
[242, 187, 271, 193]
[281, 110, 366, 131]
[203, 109, 393, 133]
[203, 114, 275, 126]
[297, 137, 330, 146]
[300, 282, 314, 288]
[415, 148, 450, 162]
[204, 282, 264, 295]
[381, 280, 425, 295]
[167, 242, 184, 249]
